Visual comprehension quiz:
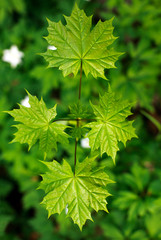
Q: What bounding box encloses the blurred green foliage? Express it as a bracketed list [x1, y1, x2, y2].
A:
[0, 0, 161, 239]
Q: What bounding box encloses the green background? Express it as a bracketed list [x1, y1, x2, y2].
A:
[0, 0, 161, 239]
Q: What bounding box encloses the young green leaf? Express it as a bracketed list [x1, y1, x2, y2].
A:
[42, 4, 122, 79]
[85, 91, 137, 163]
[68, 102, 92, 119]
[70, 126, 88, 139]
[7, 91, 69, 155]
[39, 156, 113, 230]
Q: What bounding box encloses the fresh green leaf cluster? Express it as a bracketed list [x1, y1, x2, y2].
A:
[6, 3, 137, 230]
[113, 162, 161, 220]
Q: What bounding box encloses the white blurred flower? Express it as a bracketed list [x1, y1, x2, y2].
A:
[2, 45, 24, 68]
[80, 137, 90, 148]
[20, 96, 30, 108]
[65, 204, 68, 214]
[48, 45, 57, 50]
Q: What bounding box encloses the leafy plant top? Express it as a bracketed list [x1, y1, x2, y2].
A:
[6, 3, 137, 231]
[39, 155, 113, 230]
[42, 3, 121, 79]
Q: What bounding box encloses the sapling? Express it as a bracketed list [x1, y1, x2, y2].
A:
[7, 4, 137, 230]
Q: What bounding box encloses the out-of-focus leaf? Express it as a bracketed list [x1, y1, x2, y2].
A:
[145, 212, 161, 238]
[101, 223, 124, 239]
[141, 110, 161, 132]
[0, 215, 13, 237]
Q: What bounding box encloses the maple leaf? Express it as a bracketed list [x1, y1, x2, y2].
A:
[42, 4, 122, 79]
[7, 91, 69, 155]
[39, 156, 113, 230]
[85, 91, 137, 163]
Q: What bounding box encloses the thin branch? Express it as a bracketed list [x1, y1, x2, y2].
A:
[74, 60, 83, 175]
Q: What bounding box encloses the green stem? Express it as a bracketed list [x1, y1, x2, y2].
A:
[53, 118, 96, 122]
[74, 60, 83, 174]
